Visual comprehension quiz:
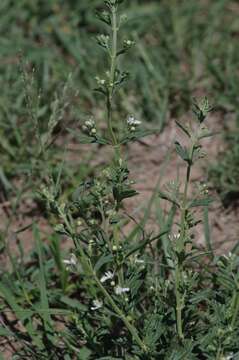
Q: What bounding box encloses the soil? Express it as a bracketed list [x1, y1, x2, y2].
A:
[0, 112, 238, 268]
[127, 113, 239, 255]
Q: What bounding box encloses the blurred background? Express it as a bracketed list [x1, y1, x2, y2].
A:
[0, 0, 239, 248]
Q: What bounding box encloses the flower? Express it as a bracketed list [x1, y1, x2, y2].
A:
[127, 115, 141, 127]
[135, 257, 144, 264]
[127, 115, 141, 132]
[84, 118, 95, 128]
[169, 232, 180, 241]
[82, 118, 97, 136]
[124, 39, 135, 48]
[100, 271, 114, 283]
[114, 286, 130, 295]
[63, 253, 77, 271]
[91, 299, 103, 311]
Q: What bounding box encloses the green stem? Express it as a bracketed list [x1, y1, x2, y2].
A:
[178, 145, 193, 252]
[175, 263, 183, 340]
[215, 345, 222, 360]
[107, 6, 118, 146]
[175, 143, 194, 340]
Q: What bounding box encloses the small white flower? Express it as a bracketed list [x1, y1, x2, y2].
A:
[127, 115, 141, 127]
[223, 252, 235, 261]
[114, 286, 130, 295]
[91, 299, 103, 311]
[90, 128, 97, 135]
[100, 271, 114, 283]
[169, 232, 180, 241]
[84, 119, 95, 128]
[135, 258, 144, 264]
[63, 253, 77, 270]
[124, 39, 134, 47]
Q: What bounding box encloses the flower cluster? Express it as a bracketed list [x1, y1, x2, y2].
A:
[82, 118, 97, 136]
[127, 115, 141, 132]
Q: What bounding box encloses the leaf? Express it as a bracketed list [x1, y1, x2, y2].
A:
[0, 283, 43, 348]
[144, 314, 163, 350]
[67, 128, 109, 145]
[0, 326, 13, 337]
[175, 120, 191, 138]
[77, 347, 92, 360]
[94, 254, 113, 272]
[34, 224, 52, 332]
[0, 166, 12, 191]
[158, 190, 179, 207]
[113, 185, 138, 203]
[119, 129, 158, 144]
[125, 229, 168, 259]
[60, 296, 87, 312]
[188, 197, 213, 208]
[175, 141, 190, 163]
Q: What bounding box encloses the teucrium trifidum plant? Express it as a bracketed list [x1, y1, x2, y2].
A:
[42, 0, 151, 355]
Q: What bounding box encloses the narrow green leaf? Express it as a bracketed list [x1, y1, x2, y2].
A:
[34, 224, 52, 331]
[0, 283, 42, 346]
[175, 120, 191, 138]
[175, 141, 190, 163]
[188, 197, 213, 208]
[94, 254, 113, 272]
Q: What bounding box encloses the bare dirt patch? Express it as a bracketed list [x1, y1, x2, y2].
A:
[0, 113, 238, 269]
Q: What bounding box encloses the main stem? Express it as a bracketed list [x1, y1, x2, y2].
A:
[175, 144, 194, 340]
[108, 5, 124, 293]
[107, 6, 118, 147]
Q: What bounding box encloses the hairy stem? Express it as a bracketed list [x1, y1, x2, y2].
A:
[175, 141, 194, 340]
[107, 6, 118, 146]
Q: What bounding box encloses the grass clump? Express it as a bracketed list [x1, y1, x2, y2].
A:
[0, 1, 239, 359]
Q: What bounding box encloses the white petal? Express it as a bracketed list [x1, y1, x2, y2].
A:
[100, 271, 114, 283]
[91, 299, 103, 310]
[114, 286, 130, 295]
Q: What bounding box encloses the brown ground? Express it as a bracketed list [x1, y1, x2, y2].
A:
[0, 111, 238, 267]
[127, 113, 239, 254]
